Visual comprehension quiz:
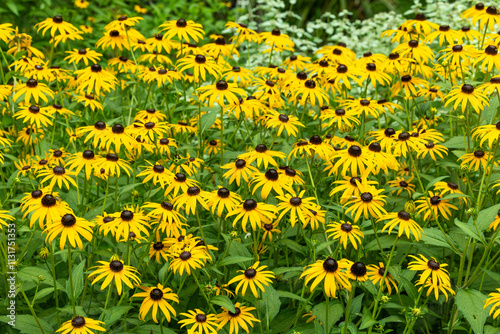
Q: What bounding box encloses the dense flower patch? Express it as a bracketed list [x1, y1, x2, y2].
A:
[1, 2, 500, 334]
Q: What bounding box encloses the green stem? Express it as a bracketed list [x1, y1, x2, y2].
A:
[68, 245, 76, 316]
[20, 287, 46, 334]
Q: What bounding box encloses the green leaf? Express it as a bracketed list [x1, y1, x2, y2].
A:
[218, 256, 253, 267]
[68, 259, 85, 300]
[200, 108, 218, 134]
[455, 289, 488, 334]
[6, 2, 19, 15]
[454, 219, 485, 243]
[313, 300, 343, 333]
[421, 228, 460, 254]
[118, 182, 142, 195]
[475, 203, 500, 231]
[276, 290, 307, 302]
[103, 306, 133, 327]
[425, 176, 449, 190]
[210, 295, 235, 313]
[258, 284, 281, 328]
[443, 136, 466, 149]
[159, 263, 169, 283]
[350, 293, 365, 316]
[279, 238, 306, 254]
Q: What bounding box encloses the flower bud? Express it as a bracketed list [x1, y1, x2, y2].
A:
[404, 200, 416, 214]
[381, 295, 390, 303]
[38, 275, 44, 281]
[411, 307, 421, 317]
[460, 164, 469, 173]
[39, 247, 49, 260]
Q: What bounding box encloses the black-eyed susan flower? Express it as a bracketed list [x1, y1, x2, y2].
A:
[98, 153, 132, 177]
[433, 181, 469, 204]
[238, 144, 285, 169]
[301, 257, 351, 298]
[90, 258, 141, 295]
[222, 159, 259, 186]
[179, 309, 219, 334]
[326, 220, 364, 250]
[14, 78, 54, 104]
[326, 63, 362, 90]
[169, 246, 209, 275]
[55, 316, 105, 334]
[66, 150, 101, 180]
[197, 80, 246, 107]
[321, 108, 360, 130]
[367, 263, 399, 295]
[132, 284, 178, 323]
[445, 84, 489, 113]
[173, 186, 210, 215]
[262, 221, 281, 242]
[228, 261, 274, 298]
[344, 183, 387, 222]
[276, 190, 318, 227]
[415, 191, 458, 220]
[365, 141, 399, 175]
[479, 77, 500, 96]
[96, 28, 143, 51]
[64, 48, 102, 65]
[226, 199, 276, 233]
[207, 187, 242, 217]
[477, 6, 500, 32]
[260, 28, 294, 52]
[109, 206, 150, 242]
[408, 254, 451, 286]
[159, 18, 204, 43]
[329, 174, 377, 202]
[388, 176, 416, 196]
[74, 94, 103, 111]
[416, 141, 448, 160]
[265, 111, 304, 137]
[217, 302, 260, 334]
[45, 213, 94, 250]
[393, 40, 434, 64]
[459, 149, 497, 171]
[378, 211, 423, 241]
[37, 166, 77, 191]
[14, 105, 53, 128]
[330, 145, 372, 176]
[36, 15, 80, 37]
[250, 169, 293, 200]
[164, 172, 199, 197]
[402, 13, 439, 36]
[74, 64, 117, 96]
[177, 54, 220, 82]
[417, 277, 455, 301]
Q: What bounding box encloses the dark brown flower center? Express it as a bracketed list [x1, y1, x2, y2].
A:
[427, 260, 440, 270]
[265, 169, 279, 181]
[106, 153, 119, 162]
[398, 210, 411, 220]
[61, 214, 77, 227]
[439, 25, 450, 32]
[350, 177, 362, 186]
[323, 258, 338, 272]
[216, 80, 228, 90]
[290, 197, 302, 206]
[398, 132, 410, 141]
[255, 144, 267, 153]
[235, 159, 246, 169]
[278, 114, 289, 123]
[71, 316, 85, 328]
[350, 262, 367, 277]
[175, 173, 187, 182]
[309, 135, 322, 145]
[153, 242, 165, 251]
[217, 188, 230, 198]
[485, 45, 498, 56]
[187, 186, 201, 196]
[32, 190, 43, 198]
[297, 71, 307, 80]
[26, 79, 38, 88]
[271, 28, 281, 36]
[366, 63, 376, 71]
[369, 142, 381, 152]
[195, 54, 206, 64]
[408, 40, 419, 48]
[112, 124, 125, 134]
[360, 99, 370, 106]
[341, 223, 353, 232]
[243, 199, 257, 211]
[486, 6, 498, 15]
[179, 251, 191, 260]
[148, 288, 163, 300]
[305, 80, 316, 89]
[447, 182, 458, 190]
[360, 192, 373, 202]
[430, 196, 441, 205]
[41, 194, 56, 207]
[474, 150, 485, 158]
[120, 210, 134, 221]
[160, 201, 173, 210]
[53, 15, 63, 23]
[348, 145, 362, 157]
[244, 268, 257, 278]
[337, 64, 348, 73]
[389, 52, 399, 60]
[176, 18, 187, 27]
[53, 166, 65, 175]
[109, 260, 124, 272]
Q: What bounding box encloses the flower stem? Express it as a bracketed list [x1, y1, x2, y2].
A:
[68, 245, 76, 316]
[20, 287, 46, 334]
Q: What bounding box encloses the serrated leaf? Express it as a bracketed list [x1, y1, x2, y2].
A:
[210, 295, 235, 313]
[455, 289, 488, 334]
